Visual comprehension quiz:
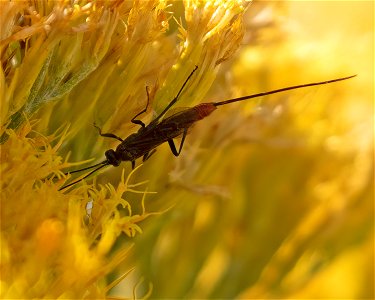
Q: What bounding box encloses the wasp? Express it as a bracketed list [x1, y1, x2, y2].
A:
[59, 66, 355, 190]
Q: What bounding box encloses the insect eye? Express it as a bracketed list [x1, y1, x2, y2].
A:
[105, 149, 120, 167]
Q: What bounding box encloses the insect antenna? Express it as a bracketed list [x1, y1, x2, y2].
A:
[67, 160, 108, 174]
[213, 75, 356, 107]
[59, 161, 109, 191]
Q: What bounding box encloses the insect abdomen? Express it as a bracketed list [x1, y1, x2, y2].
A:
[193, 103, 217, 120]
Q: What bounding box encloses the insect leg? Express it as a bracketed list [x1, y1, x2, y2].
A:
[94, 123, 123, 142]
[167, 128, 188, 156]
[131, 86, 150, 128]
[142, 149, 157, 162]
[153, 66, 198, 123]
[131, 160, 136, 169]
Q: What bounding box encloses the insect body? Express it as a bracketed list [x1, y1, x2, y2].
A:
[106, 102, 217, 166]
[59, 66, 355, 190]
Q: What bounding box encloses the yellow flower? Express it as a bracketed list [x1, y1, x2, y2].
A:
[0, 123, 158, 298]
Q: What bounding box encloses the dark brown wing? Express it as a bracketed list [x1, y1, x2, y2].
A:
[119, 105, 214, 159]
[117, 117, 186, 159]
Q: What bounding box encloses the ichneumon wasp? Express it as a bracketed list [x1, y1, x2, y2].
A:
[59, 66, 355, 190]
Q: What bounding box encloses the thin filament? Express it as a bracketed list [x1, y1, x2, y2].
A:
[59, 163, 109, 191]
[213, 75, 356, 107]
[66, 160, 108, 175]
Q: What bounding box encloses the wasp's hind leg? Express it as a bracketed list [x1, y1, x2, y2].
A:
[167, 128, 188, 156]
[131, 86, 151, 128]
[153, 66, 198, 123]
[94, 123, 123, 142]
